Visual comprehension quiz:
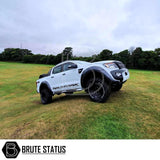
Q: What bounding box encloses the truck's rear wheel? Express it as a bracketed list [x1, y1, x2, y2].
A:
[88, 78, 111, 102]
[40, 88, 52, 104]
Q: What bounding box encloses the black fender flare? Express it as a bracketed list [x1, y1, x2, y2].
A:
[39, 81, 53, 94]
[81, 66, 117, 89]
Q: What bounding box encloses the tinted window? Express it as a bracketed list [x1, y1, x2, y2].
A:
[52, 65, 62, 74]
[63, 62, 75, 71]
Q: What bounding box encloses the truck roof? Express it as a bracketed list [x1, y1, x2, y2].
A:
[55, 60, 91, 66]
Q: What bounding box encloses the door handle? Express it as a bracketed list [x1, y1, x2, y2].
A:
[62, 73, 66, 75]
[51, 76, 54, 78]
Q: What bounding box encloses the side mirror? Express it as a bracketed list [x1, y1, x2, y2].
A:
[68, 64, 77, 69]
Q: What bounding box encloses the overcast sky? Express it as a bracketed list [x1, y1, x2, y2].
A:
[0, 0, 160, 56]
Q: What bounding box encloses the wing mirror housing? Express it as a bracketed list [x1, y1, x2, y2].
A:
[68, 64, 77, 69]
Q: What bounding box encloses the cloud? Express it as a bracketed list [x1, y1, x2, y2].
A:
[0, 0, 160, 56]
[112, 0, 160, 51]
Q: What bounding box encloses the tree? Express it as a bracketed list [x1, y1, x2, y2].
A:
[1, 47, 160, 70]
[132, 47, 143, 68]
[118, 50, 131, 66]
[155, 48, 160, 55]
[46, 55, 56, 64]
[54, 53, 62, 64]
[1, 48, 33, 61]
[62, 47, 73, 61]
[23, 55, 34, 63]
[98, 49, 112, 60]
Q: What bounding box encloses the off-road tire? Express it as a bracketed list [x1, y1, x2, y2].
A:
[40, 87, 52, 104]
[87, 78, 111, 102]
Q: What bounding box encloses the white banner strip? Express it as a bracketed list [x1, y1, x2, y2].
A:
[0, 140, 160, 160]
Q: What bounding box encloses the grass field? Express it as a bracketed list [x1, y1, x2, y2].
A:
[0, 61, 160, 139]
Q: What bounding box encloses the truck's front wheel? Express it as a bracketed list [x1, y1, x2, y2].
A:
[40, 88, 52, 104]
[88, 78, 111, 103]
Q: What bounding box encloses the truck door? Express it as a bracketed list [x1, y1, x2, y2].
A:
[49, 65, 64, 92]
[62, 62, 81, 91]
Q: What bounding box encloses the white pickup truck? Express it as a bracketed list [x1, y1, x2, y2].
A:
[36, 60, 129, 104]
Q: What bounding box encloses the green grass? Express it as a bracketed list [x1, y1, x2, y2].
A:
[0, 61, 160, 139]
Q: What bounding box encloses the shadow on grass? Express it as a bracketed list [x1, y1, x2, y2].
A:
[51, 89, 131, 104]
[33, 87, 133, 107]
[33, 94, 90, 105]
[34, 90, 130, 105]
[52, 94, 90, 103]
[51, 90, 130, 103]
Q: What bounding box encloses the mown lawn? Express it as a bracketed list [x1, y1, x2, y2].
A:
[0, 61, 160, 139]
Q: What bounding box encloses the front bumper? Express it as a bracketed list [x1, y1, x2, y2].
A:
[110, 69, 129, 82]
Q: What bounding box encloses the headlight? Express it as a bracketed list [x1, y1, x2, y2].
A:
[104, 62, 118, 69]
[115, 72, 122, 77]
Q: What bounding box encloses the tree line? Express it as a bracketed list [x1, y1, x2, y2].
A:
[0, 47, 160, 70]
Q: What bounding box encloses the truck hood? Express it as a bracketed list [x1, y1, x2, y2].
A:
[93, 60, 115, 65]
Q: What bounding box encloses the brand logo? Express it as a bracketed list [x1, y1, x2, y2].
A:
[2, 142, 20, 158]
